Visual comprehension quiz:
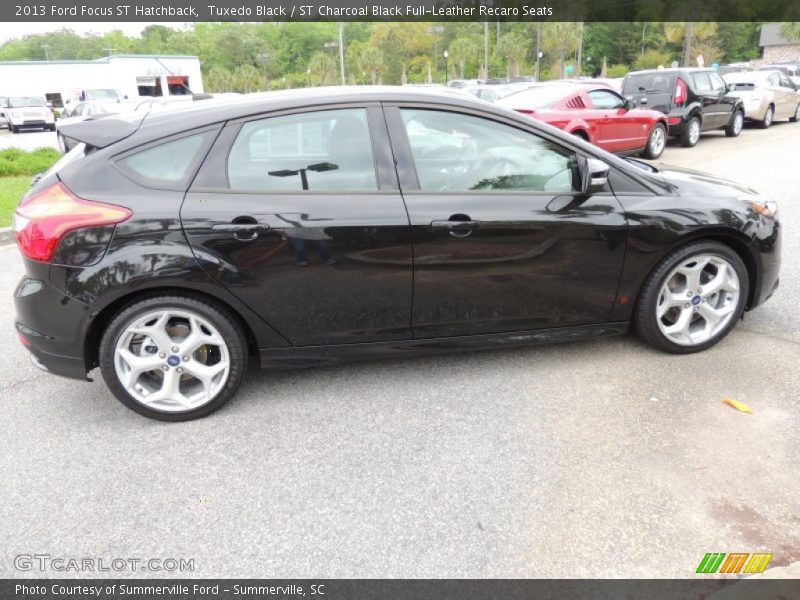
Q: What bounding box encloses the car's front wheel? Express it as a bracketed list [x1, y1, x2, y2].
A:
[99, 295, 248, 421]
[725, 110, 744, 137]
[641, 123, 667, 159]
[634, 241, 748, 354]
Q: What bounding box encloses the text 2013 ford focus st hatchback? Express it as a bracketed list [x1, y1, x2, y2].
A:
[13, 87, 780, 421]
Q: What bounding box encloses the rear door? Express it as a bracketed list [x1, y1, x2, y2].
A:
[181, 105, 414, 346]
[385, 104, 628, 339]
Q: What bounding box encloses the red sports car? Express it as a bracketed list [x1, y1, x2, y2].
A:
[497, 83, 669, 159]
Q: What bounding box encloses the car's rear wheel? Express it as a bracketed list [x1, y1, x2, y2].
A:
[680, 116, 701, 147]
[11, 125, 19, 134]
[99, 295, 248, 421]
[634, 241, 748, 354]
[640, 123, 667, 159]
[725, 110, 744, 137]
[790, 104, 800, 123]
[759, 105, 774, 129]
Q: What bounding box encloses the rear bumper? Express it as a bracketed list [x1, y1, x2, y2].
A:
[14, 271, 91, 381]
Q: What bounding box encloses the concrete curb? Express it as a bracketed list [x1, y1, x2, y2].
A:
[0, 227, 14, 246]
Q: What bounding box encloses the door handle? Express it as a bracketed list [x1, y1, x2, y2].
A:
[212, 218, 270, 241]
[431, 219, 481, 238]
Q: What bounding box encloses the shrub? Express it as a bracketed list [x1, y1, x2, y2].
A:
[633, 50, 674, 71]
[607, 64, 630, 78]
[0, 147, 61, 177]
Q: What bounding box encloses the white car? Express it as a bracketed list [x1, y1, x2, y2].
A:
[3, 96, 55, 133]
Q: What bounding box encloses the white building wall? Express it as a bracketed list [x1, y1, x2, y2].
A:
[0, 55, 203, 106]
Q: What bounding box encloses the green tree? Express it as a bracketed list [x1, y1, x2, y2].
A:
[448, 36, 481, 79]
[494, 32, 529, 78]
[542, 22, 582, 79]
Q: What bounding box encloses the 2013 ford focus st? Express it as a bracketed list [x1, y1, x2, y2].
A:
[13, 87, 780, 421]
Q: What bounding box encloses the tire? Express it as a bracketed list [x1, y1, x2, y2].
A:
[48, 124, 56, 132]
[572, 130, 589, 142]
[634, 241, 748, 354]
[640, 122, 667, 159]
[680, 116, 701, 147]
[790, 104, 800, 123]
[759, 105, 773, 129]
[11, 125, 18, 134]
[725, 110, 744, 137]
[99, 294, 248, 421]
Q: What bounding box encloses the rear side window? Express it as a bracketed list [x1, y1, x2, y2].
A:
[118, 131, 214, 187]
[226, 108, 378, 192]
[690, 73, 713, 92]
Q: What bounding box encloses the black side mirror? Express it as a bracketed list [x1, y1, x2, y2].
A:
[624, 99, 636, 110]
[579, 157, 610, 194]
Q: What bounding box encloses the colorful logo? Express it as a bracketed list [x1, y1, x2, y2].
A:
[696, 552, 773, 574]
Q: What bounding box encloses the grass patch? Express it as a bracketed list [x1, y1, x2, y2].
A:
[0, 147, 61, 177]
[0, 175, 31, 228]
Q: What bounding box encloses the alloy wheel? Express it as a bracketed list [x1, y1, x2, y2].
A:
[655, 254, 740, 347]
[764, 107, 773, 127]
[733, 112, 744, 135]
[650, 126, 666, 156]
[113, 309, 231, 412]
[689, 120, 700, 145]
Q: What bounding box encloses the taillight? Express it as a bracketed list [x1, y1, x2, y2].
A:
[674, 78, 687, 105]
[13, 182, 132, 263]
[515, 109, 537, 118]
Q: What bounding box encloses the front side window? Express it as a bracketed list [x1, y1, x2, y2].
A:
[588, 89, 625, 109]
[401, 109, 580, 193]
[227, 108, 378, 192]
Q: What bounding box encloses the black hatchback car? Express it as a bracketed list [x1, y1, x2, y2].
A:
[622, 68, 746, 147]
[13, 88, 780, 420]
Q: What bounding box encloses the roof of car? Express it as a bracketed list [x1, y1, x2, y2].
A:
[626, 68, 714, 75]
[59, 86, 527, 148]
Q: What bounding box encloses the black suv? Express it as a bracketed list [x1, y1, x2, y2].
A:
[622, 68, 745, 147]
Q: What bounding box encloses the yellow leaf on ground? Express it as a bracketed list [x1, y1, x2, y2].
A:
[722, 397, 753, 414]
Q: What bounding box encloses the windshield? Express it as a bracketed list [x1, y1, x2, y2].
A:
[86, 89, 119, 101]
[502, 85, 573, 108]
[9, 97, 45, 107]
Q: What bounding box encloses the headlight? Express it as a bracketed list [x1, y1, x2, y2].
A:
[10, 110, 21, 119]
[743, 196, 778, 218]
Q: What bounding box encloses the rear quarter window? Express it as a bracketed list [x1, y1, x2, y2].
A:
[115, 129, 218, 189]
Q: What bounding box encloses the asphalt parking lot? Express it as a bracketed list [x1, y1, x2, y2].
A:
[1, 122, 798, 579]
[0, 128, 59, 151]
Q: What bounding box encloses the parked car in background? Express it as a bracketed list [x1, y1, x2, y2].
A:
[723, 70, 800, 127]
[760, 63, 800, 88]
[0, 96, 7, 129]
[13, 87, 780, 420]
[498, 83, 669, 158]
[466, 85, 519, 103]
[56, 101, 130, 152]
[717, 63, 753, 77]
[2, 96, 56, 133]
[622, 68, 745, 147]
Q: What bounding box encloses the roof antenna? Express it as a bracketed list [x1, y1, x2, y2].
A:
[152, 56, 212, 101]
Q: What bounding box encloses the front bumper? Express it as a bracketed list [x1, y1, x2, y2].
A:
[748, 215, 781, 310]
[14, 268, 91, 381]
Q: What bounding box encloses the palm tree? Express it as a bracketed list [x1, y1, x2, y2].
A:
[494, 32, 529, 78]
[780, 23, 800, 41]
[541, 22, 582, 79]
[664, 22, 717, 67]
[448, 36, 480, 79]
[308, 51, 335, 86]
[358, 45, 384, 85]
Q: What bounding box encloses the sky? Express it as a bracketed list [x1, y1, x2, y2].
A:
[0, 22, 188, 44]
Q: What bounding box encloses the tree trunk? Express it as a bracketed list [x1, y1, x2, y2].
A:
[460, 59, 465, 79]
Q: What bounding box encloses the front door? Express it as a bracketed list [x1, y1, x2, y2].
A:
[385, 106, 628, 339]
[181, 106, 413, 346]
[587, 88, 645, 153]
